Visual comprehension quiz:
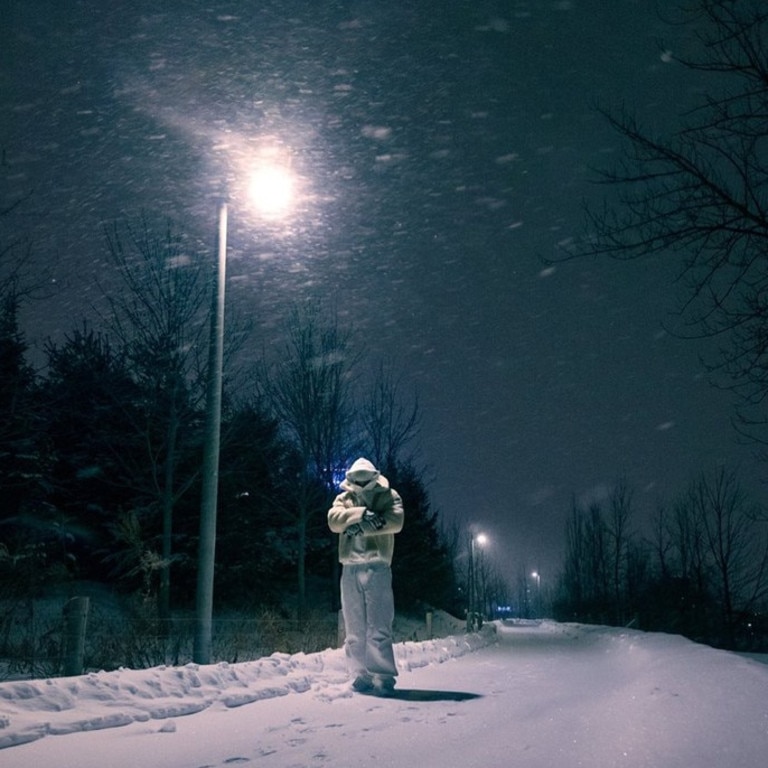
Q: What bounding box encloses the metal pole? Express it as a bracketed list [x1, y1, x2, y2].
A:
[466, 534, 475, 633]
[534, 571, 541, 618]
[194, 201, 227, 665]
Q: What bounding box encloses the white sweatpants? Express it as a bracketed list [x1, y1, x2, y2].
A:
[340, 561, 398, 681]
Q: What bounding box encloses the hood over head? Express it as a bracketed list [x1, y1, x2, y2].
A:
[345, 457, 380, 487]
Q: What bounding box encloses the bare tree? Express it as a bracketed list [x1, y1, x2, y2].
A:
[565, 1, 768, 440]
[0, 186, 35, 300]
[560, 499, 586, 616]
[691, 467, 768, 645]
[587, 502, 610, 616]
[359, 363, 420, 473]
[606, 479, 633, 622]
[670, 488, 708, 595]
[649, 503, 673, 580]
[559, 498, 611, 621]
[262, 303, 358, 622]
[103, 216, 210, 622]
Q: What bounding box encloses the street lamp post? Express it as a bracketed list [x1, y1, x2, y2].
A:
[194, 201, 228, 665]
[531, 571, 541, 618]
[466, 532, 488, 633]
[193, 155, 296, 665]
[466, 534, 474, 633]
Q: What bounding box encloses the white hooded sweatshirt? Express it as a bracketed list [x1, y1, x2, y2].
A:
[327, 458, 404, 566]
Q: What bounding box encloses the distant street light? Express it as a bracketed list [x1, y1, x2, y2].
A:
[193, 157, 296, 665]
[466, 531, 489, 633]
[531, 571, 541, 618]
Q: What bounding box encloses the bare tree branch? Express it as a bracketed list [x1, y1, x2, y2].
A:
[560, 0, 768, 441]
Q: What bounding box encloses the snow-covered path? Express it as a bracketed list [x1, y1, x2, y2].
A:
[2, 622, 767, 767]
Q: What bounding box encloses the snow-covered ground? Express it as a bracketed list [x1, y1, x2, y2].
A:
[1, 620, 767, 767]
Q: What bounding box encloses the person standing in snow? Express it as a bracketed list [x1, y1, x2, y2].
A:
[328, 457, 404, 696]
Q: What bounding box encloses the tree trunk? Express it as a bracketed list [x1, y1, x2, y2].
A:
[159, 404, 179, 626]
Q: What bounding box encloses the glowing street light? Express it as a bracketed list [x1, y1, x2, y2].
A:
[466, 531, 489, 633]
[531, 571, 541, 618]
[193, 157, 296, 665]
[248, 164, 295, 219]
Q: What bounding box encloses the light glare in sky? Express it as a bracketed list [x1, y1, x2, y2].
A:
[248, 164, 295, 219]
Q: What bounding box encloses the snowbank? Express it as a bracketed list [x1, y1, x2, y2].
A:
[0, 625, 496, 750]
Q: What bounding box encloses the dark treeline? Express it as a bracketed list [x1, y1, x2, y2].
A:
[0, 215, 463, 664]
[552, 1, 768, 653]
[553, 472, 768, 652]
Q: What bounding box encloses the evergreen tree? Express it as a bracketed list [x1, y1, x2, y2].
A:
[40, 326, 144, 583]
[0, 286, 51, 594]
[388, 462, 459, 615]
[0, 288, 39, 519]
[210, 402, 299, 608]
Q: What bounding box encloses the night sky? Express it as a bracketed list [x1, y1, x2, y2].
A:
[2, 0, 763, 584]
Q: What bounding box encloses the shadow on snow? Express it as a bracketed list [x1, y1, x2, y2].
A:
[361, 688, 483, 702]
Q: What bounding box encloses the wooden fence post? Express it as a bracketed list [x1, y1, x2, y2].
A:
[63, 596, 90, 676]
